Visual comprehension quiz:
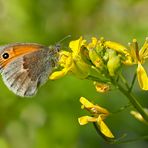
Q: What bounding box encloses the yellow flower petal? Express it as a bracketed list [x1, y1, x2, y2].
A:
[87, 37, 98, 50]
[49, 68, 70, 80]
[137, 62, 148, 90]
[78, 116, 97, 125]
[80, 97, 109, 115]
[59, 51, 71, 64]
[80, 97, 94, 108]
[59, 51, 72, 67]
[104, 41, 129, 55]
[69, 37, 86, 56]
[49, 51, 74, 80]
[97, 116, 114, 138]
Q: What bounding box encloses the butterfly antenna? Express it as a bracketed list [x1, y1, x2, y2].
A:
[57, 35, 71, 45]
[54, 35, 71, 52]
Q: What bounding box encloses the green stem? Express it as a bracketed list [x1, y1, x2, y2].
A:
[129, 72, 137, 92]
[118, 73, 130, 90]
[114, 135, 148, 144]
[117, 84, 148, 122]
[87, 75, 148, 122]
[86, 75, 110, 83]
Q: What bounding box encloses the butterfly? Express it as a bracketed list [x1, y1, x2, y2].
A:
[0, 43, 59, 97]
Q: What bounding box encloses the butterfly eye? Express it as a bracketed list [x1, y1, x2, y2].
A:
[2, 52, 9, 59]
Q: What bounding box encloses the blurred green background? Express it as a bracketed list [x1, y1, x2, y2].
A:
[0, 0, 148, 148]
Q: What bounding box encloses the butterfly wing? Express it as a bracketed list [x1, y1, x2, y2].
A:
[1, 48, 55, 97]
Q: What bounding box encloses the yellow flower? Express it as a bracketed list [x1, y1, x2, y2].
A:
[78, 97, 114, 139]
[129, 39, 148, 90]
[49, 37, 90, 79]
[49, 51, 72, 79]
[87, 37, 98, 50]
[69, 36, 86, 56]
[104, 38, 148, 90]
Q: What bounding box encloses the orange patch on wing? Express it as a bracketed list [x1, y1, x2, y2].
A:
[0, 44, 42, 68]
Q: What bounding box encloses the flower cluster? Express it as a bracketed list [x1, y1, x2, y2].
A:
[50, 36, 148, 91]
[50, 37, 122, 92]
[49, 36, 148, 142]
[78, 97, 114, 139]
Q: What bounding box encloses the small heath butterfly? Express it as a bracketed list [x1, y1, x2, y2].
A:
[0, 43, 59, 97]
